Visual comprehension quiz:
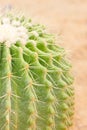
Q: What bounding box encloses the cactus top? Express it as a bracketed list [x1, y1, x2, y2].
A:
[0, 17, 28, 47]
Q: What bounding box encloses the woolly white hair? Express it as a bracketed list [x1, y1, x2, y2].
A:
[0, 17, 28, 47]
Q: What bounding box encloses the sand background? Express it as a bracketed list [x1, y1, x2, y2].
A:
[0, 0, 87, 130]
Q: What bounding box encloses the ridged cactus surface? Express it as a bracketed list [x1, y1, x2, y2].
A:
[0, 15, 74, 130]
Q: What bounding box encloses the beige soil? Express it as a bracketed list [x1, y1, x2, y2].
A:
[0, 0, 87, 130]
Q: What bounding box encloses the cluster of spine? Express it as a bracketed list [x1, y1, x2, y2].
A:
[0, 16, 74, 130]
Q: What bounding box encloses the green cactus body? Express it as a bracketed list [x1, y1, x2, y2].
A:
[0, 15, 74, 130]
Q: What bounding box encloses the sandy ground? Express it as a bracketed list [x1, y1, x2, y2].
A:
[0, 0, 87, 130]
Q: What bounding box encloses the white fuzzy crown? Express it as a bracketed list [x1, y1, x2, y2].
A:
[0, 17, 28, 47]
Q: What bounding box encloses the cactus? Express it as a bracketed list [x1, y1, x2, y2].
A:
[0, 14, 74, 130]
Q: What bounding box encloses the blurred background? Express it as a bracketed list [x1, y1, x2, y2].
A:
[0, 0, 87, 130]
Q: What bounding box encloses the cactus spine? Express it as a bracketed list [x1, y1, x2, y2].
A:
[0, 14, 74, 130]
